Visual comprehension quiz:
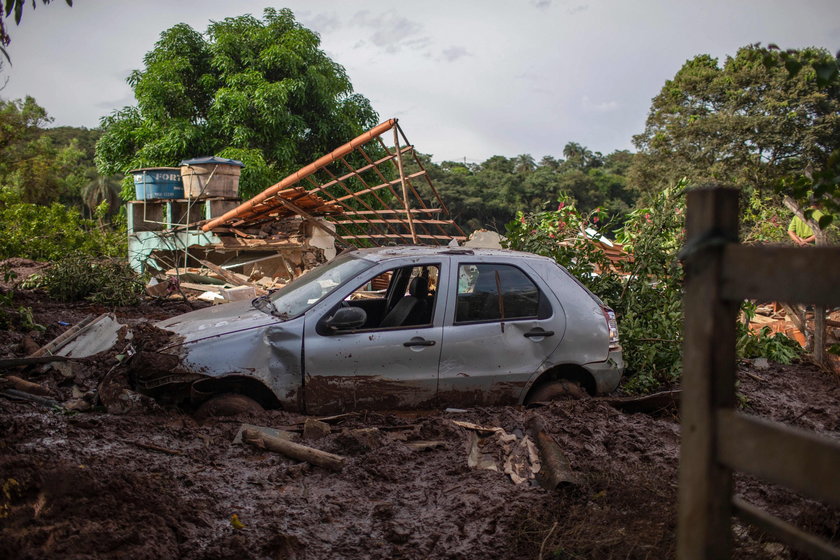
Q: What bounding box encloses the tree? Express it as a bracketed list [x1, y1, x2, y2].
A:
[629, 45, 840, 199]
[96, 8, 379, 199]
[0, 96, 91, 206]
[0, 0, 72, 67]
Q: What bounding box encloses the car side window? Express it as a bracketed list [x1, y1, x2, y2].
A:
[455, 263, 545, 323]
[335, 264, 440, 330]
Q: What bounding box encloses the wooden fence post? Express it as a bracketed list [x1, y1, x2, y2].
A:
[677, 186, 740, 559]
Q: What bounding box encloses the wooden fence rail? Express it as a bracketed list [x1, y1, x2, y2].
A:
[677, 186, 840, 560]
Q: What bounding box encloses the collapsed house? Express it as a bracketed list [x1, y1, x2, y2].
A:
[127, 119, 467, 294]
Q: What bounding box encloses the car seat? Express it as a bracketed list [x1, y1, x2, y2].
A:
[379, 276, 431, 327]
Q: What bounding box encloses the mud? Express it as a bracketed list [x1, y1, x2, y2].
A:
[1, 270, 838, 558]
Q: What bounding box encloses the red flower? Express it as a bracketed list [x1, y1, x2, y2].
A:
[558, 202, 565, 210]
[593, 216, 599, 223]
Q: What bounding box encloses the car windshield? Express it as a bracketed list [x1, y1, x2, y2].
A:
[258, 253, 375, 319]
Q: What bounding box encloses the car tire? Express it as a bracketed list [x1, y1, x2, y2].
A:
[526, 379, 586, 404]
[194, 393, 264, 423]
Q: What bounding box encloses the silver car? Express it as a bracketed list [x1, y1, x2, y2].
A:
[150, 247, 623, 414]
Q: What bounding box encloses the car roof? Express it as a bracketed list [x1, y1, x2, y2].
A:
[347, 245, 555, 264]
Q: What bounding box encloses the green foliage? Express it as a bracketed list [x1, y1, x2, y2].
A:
[505, 181, 688, 394]
[504, 196, 621, 302]
[96, 8, 379, 199]
[741, 190, 790, 244]
[411, 146, 637, 233]
[736, 302, 803, 364]
[0, 188, 126, 260]
[630, 44, 840, 207]
[0, 97, 106, 212]
[737, 325, 803, 364]
[41, 253, 144, 306]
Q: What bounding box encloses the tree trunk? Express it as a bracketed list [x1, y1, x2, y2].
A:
[782, 196, 827, 365]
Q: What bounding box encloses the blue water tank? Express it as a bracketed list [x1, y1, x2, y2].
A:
[130, 167, 184, 200]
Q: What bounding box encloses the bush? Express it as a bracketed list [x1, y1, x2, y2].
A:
[505, 182, 688, 394]
[0, 188, 126, 260]
[41, 253, 144, 306]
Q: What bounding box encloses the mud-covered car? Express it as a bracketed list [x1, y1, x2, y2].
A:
[151, 247, 623, 414]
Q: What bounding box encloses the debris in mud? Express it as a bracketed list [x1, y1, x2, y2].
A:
[241, 425, 346, 471]
[302, 418, 331, 440]
[454, 420, 543, 485]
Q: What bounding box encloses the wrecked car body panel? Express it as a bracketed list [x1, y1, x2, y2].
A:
[155, 301, 304, 410]
[151, 247, 624, 412]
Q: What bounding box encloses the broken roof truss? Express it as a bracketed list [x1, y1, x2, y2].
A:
[202, 119, 467, 246]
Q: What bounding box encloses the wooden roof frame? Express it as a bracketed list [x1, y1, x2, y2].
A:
[201, 119, 467, 246]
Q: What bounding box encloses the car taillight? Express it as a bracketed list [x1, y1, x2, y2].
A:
[602, 307, 620, 349]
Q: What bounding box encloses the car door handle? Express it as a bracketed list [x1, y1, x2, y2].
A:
[524, 329, 554, 339]
[404, 339, 436, 347]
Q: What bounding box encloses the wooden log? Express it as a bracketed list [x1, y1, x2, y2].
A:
[242, 427, 345, 471]
[0, 355, 71, 369]
[3, 375, 52, 396]
[197, 259, 249, 287]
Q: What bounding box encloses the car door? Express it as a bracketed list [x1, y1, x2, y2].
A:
[303, 259, 447, 415]
[437, 257, 566, 406]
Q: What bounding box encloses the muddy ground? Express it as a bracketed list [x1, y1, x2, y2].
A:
[1, 262, 839, 559]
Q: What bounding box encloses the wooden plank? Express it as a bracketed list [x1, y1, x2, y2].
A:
[30, 315, 97, 357]
[332, 219, 453, 225]
[339, 233, 466, 241]
[733, 497, 840, 560]
[721, 246, 840, 306]
[341, 209, 442, 216]
[333, 171, 426, 202]
[717, 410, 840, 507]
[197, 259, 249, 287]
[677, 186, 740, 560]
[393, 127, 418, 243]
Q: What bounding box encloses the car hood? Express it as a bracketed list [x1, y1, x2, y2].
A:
[156, 299, 282, 343]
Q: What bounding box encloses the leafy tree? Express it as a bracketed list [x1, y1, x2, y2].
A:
[96, 8, 379, 200]
[630, 45, 840, 201]
[0, 96, 93, 207]
[411, 148, 638, 233]
[0, 0, 72, 67]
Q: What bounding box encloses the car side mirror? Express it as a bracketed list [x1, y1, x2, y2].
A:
[324, 306, 367, 332]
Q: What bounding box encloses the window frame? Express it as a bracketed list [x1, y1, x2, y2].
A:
[452, 261, 551, 325]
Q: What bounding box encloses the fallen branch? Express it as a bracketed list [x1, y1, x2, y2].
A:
[315, 412, 360, 424]
[743, 371, 767, 383]
[242, 427, 345, 471]
[539, 521, 559, 560]
[0, 355, 71, 369]
[602, 389, 682, 414]
[3, 375, 52, 396]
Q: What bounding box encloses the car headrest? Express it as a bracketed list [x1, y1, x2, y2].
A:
[408, 276, 428, 298]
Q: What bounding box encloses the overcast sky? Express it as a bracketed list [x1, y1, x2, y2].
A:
[1, 0, 837, 163]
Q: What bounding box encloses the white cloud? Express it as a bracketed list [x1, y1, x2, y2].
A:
[581, 96, 619, 113]
[353, 10, 430, 54]
[440, 46, 470, 62]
